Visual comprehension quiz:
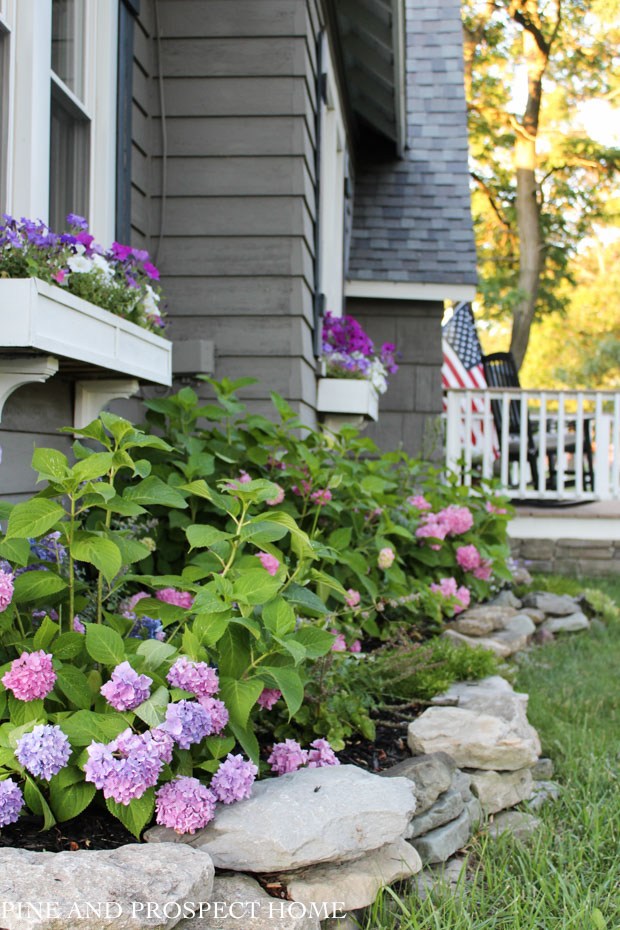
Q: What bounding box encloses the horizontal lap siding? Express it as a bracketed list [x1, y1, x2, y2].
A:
[131, 2, 156, 249]
[147, 0, 322, 418]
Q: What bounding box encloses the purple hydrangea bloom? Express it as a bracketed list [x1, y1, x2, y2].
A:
[211, 754, 257, 805]
[100, 661, 152, 712]
[0, 570, 14, 612]
[2, 650, 56, 701]
[307, 739, 340, 769]
[155, 777, 216, 834]
[15, 724, 71, 781]
[29, 531, 66, 564]
[167, 656, 219, 699]
[161, 700, 213, 749]
[257, 688, 281, 711]
[0, 778, 24, 827]
[197, 696, 229, 734]
[73, 616, 86, 634]
[84, 728, 167, 805]
[267, 739, 308, 776]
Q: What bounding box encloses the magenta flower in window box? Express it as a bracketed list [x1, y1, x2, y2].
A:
[321, 312, 398, 395]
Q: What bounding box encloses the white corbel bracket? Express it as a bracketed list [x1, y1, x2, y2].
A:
[74, 379, 140, 430]
[0, 356, 59, 422]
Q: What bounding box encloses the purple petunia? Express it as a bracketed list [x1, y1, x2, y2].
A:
[0, 778, 24, 827]
[15, 724, 71, 781]
[100, 661, 152, 712]
[161, 700, 213, 749]
[155, 777, 216, 834]
[2, 650, 56, 701]
[210, 754, 257, 805]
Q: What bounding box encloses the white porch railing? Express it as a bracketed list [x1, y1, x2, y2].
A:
[444, 388, 620, 501]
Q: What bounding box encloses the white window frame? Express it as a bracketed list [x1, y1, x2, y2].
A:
[318, 40, 348, 319]
[3, 0, 118, 244]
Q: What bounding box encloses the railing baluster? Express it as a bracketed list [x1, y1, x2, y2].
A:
[445, 391, 462, 475]
[613, 393, 620, 499]
[501, 392, 510, 491]
[519, 391, 528, 497]
[594, 393, 609, 499]
[575, 392, 584, 497]
[538, 392, 547, 498]
[464, 390, 473, 485]
[482, 391, 493, 480]
[557, 393, 566, 498]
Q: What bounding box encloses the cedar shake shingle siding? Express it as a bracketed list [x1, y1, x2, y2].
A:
[348, 0, 477, 285]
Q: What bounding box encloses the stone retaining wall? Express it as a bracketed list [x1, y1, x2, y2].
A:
[510, 537, 620, 576]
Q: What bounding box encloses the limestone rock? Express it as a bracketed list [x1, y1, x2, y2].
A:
[528, 780, 561, 811]
[280, 839, 422, 917]
[541, 612, 590, 634]
[408, 706, 540, 771]
[442, 628, 513, 659]
[468, 767, 534, 815]
[0, 843, 214, 930]
[432, 676, 520, 708]
[533, 628, 554, 645]
[523, 592, 578, 615]
[415, 855, 469, 899]
[454, 605, 517, 632]
[179, 875, 320, 930]
[410, 808, 472, 864]
[492, 615, 536, 654]
[510, 565, 533, 586]
[147, 765, 416, 872]
[407, 788, 465, 839]
[520, 607, 546, 625]
[488, 811, 541, 841]
[381, 753, 455, 814]
[451, 615, 496, 637]
[491, 590, 522, 609]
[532, 757, 554, 780]
[451, 770, 473, 802]
[465, 795, 484, 829]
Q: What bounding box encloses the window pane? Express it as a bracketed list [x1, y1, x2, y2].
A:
[49, 93, 90, 231]
[51, 0, 84, 99]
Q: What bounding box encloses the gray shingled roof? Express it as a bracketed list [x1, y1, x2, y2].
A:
[347, 0, 478, 286]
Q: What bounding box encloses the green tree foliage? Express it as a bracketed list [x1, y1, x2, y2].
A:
[463, 0, 620, 367]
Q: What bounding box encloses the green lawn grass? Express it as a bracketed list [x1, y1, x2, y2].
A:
[361, 577, 620, 930]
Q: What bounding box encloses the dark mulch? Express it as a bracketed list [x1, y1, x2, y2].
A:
[0, 809, 136, 853]
[337, 711, 414, 772]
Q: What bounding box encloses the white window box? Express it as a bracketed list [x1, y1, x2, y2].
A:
[316, 377, 379, 421]
[0, 277, 171, 384]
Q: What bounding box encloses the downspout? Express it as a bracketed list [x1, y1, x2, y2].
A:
[313, 29, 327, 360]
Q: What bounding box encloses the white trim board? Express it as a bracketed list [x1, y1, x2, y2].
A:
[509, 517, 620, 542]
[345, 280, 477, 302]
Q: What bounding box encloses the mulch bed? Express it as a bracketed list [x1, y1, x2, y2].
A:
[0, 808, 135, 853]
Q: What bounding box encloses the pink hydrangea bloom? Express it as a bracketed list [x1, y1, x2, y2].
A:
[268, 739, 308, 775]
[257, 688, 281, 710]
[307, 739, 340, 768]
[473, 560, 493, 581]
[2, 650, 56, 701]
[0, 570, 14, 612]
[437, 505, 473, 536]
[257, 552, 280, 576]
[155, 777, 217, 834]
[345, 589, 361, 608]
[330, 630, 347, 652]
[377, 547, 395, 570]
[100, 661, 152, 712]
[455, 586, 471, 612]
[126, 591, 149, 612]
[238, 471, 252, 484]
[197, 696, 229, 734]
[431, 577, 458, 598]
[311, 488, 332, 506]
[349, 640, 362, 653]
[73, 616, 86, 633]
[456, 544, 481, 571]
[84, 728, 170, 805]
[167, 656, 219, 699]
[408, 495, 432, 510]
[266, 484, 285, 506]
[211, 753, 258, 804]
[486, 501, 508, 515]
[156, 588, 194, 609]
[415, 520, 449, 542]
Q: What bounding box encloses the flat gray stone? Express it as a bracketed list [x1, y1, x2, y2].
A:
[410, 808, 473, 865]
[432, 676, 519, 707]
[492, 615, 536, 654]
[415, 855, 469, 899]
[146, 765, 416, 873]
[520, 607, 546, 625]
[442, 628, 513, 659]
[280, 839, 422, 917]
[451, 614, 496, 636]
[528, 780, 561, 811]
[510, 565, 533, 586]
[532, 757, 554, 780]
[488, 811, 541, 841]
[541, 612, 590, 634]
[523, 592, 579, 616]
[451, 770, 473, 802]
[407, 788, 465, 839]
[467, 767, 534, 815]
[408, 706, 541, 771]
[491, 590, 522, 609]
[454, 605, 517, 632]
[381, 753, 455, 814]
[465, 796, 483, 829]
[179, 875, 320, 930]
[0, 844, 214, 930]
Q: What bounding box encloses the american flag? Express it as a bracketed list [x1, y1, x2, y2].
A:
[442, 302, 492, 453]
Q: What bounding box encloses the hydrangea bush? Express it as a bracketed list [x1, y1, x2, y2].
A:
[0, 214, 165, 332]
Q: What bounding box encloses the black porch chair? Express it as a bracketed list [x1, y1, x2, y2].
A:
[482, 352, 595, 493]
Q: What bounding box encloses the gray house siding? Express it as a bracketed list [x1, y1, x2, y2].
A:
[145, 0, 323, 424]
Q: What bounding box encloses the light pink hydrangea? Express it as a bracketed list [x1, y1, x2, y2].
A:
[238, 471, 252, 484]
[330, 630, 347, 652]
[345, 589, 361, 608]
[2, 650, 56, 701]
[415, 520, 449, 542]
[408, 495, 432, 510]
[430, 577, 470, 614]
[456, 544, 481, 571]
[167, 656, 219, 699]
[197, 696, 229, 734]
[311, 488, 332, 506]
[307, 739, 340, 769]
[257, 688, 281, 710]
[473, 560, 493, 581]
[100, 661, 152, 712]
[485, 500, 508, 515]
[126, 591, 149, 612]
[156, 588, 194, 609]
[155, 777, 217, 834]
[73, 616, 86, 633]
[377, 547, 395, 570]
[436, 505, 473, 536]
[349, 640, 362, 653]
[0, 570, 14, 612]
[210, 753, 257, 804]
[266, 484, 285, 506]
[268, 739, 308, 775]
[256, 552, 280, 576]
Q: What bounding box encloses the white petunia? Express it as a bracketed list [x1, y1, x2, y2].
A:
[67, 254, 93, 274]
